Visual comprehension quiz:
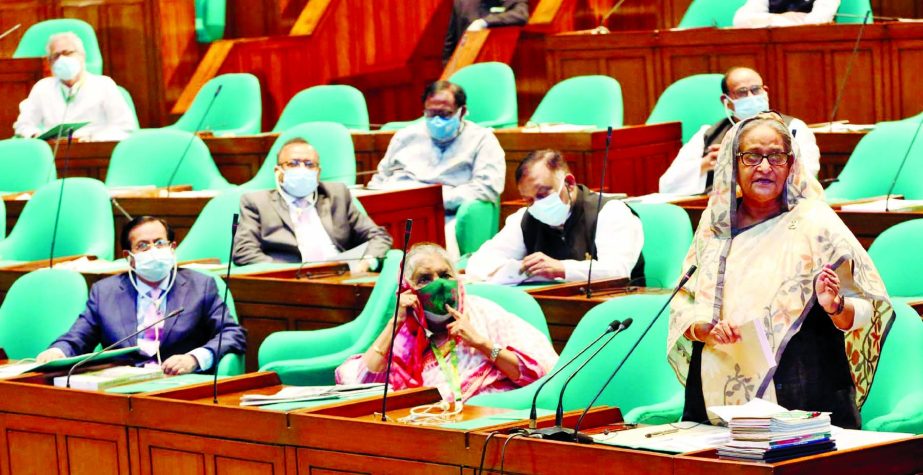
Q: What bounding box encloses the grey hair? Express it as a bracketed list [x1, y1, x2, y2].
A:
[736, 115, 793, 154]
[402, 243, 454, 278]
[46, 32, 86, 57]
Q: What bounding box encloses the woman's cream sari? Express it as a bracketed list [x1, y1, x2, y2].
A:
[667, 113, 893, 410]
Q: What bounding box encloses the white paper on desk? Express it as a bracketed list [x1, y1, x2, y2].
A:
[521, 123, 597, 133]
[622, 193, 699, 204]
[707, 398, 789, 425]
[486, 260, 555, 285]
[593, 422, 730, 453]
[831, 427, 913, 451]
[840, 199, 923, 212]
[52, 257, 127, 273]
[157, 190, 221, 198]
[0, 361, 41, 379]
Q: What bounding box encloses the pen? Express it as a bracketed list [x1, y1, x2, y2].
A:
[645, 427, 679, 438]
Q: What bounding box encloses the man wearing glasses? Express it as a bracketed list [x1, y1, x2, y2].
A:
[368, 80, 505, 258]
[659, 66, 820, 195]
[233, 138, 392, 269]
[36, 216, 246, 375]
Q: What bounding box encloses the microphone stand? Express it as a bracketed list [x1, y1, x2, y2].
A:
[571, 265, 697, 442]
[66, 307, 185, 388]
[379, 219, 413, 421]
[48, 128, 75, 267]
[166, 85, 223, 197]
[213, 213, 239, 403]
[827, 11, 870, 128]
[586, 126, 614, 298]
[0, 24, 21, 42]
[884, 113, 923, 212]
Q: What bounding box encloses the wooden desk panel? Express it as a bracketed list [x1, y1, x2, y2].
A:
[814, 130, 866, 181]
[0, 58, 44, 139]
[546, 23, 923, 126]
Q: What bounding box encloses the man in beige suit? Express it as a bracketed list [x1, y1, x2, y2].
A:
[233, 138, 393, 270]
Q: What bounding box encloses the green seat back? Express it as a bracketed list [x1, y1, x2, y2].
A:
[117, 86, 140, 129]
[171, 73, 261, 136]
[628, 203, 694, 288]
[861, 302, 923, 433]
[0, 138, 56, 193]
[469, 294, 682, 418]
[0, 178, 113, 261]
[449, 62, 518, 129]
[0, 199, 5, 240]
[273, 85, 370, 132]
[456, 199, 500, 257]
[380, 118, 423, 131]
[257, 250, 403, 384]
[677, 0, 747, 28]
[176, 189, 248, 263]
[243, 122, 356, 189]
[204, 271, 245, 375]
[195, 0, 227, 43]
[106, 129, 231, 191]
[825, 120, 923, 201]
[466, 284, 551, 341]
[836, 0, 873, 24]
[0, 269, 88, 359]
[529, 76, 623, 130]
[646, 74, 725, 144]
[868, 219, 923, 297]
[13, 19, 103, 75]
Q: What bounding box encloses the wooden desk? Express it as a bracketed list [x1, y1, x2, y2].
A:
[3, 184, 446, 255]
[0, 58, 44, 137]
[546, 23, 923, 126]
[815, 129, 867, 181]
[55, 125, 682, 202]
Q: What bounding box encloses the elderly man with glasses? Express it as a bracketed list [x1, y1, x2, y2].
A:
[233, 137, 393, 270]
[368, 80, 505, 258]
[659, 66, 820, 196]
[14, 31, 136, 141]
[36, 216, 247, 375]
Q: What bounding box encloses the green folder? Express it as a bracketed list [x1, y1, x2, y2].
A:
[440, 408, 553, 430]
[105, 373, 225, 394]
[37, 121, 90, 140]
[36, 346, 139, 370]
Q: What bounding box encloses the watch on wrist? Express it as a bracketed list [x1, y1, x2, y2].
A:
[489, 343, 503, 362]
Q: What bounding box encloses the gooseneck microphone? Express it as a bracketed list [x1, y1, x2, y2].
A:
[571, 265, 697, 442]
[586, 126, 614, 299]
[166, 85, 223, 197]
[66, 307, 185, 388]
[884, 113, 923, 212]
[527, 319, 623, 430]
[48, 128, 75, 268]
[592, 0, 628, 34]
[827, 11, 870, 127]
[380, 219, 414, 421]
[0, 24, 21, 41]
[213, 213, 239, 403]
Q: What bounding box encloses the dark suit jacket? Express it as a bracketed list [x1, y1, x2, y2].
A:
[232, 182, 393, 266]
[50, 269, 247, 370]
[443, 0, 529, 62]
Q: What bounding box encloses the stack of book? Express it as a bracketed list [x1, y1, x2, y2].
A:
[718, 410, 836, 462]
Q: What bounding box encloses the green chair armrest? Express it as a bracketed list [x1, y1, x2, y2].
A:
[257, 326, 357, 369]
[864, 392, 923, 434]
[622, 391, 684, 425]
[216, 352, 245, 376]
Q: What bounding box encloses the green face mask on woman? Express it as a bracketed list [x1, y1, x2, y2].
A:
[416, 278, 458, 324]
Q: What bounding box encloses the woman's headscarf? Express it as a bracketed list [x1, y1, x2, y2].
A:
[667, 112, 893, 409]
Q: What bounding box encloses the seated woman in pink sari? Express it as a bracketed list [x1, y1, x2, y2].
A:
[336, 243, 559, 403]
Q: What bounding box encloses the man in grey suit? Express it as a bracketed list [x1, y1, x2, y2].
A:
[36, 216, 247, 375]
[233, 138, 393, 270]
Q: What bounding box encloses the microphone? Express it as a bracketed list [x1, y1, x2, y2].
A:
[48, 128, 75, 267]
[66, 307, 185, 388]
[591, 0, 628, 34]
[526, 319, 623, 430]
[884, 113, 923, 212]
[111, 196, 134, 220]
[212, 213, 239, 403]
[166, 85, 223, 197]
[530, 319, 634, 443]
[586, 126, 614, 298]
[380, 219, 414, 421]
[828, 12, 870, 127]
[571, 265, 697, 442]
[0, 24, 21, 42]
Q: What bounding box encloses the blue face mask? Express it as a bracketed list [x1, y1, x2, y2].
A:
[426, 111, 462, 142]
[731, 93, 770, 121]
[280, 168, 319, 198]
[528, 181, 570, 227]
[131, 247, 175, 283]
[52, 55, 82, 82]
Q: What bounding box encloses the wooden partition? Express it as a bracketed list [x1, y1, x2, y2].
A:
[174, 0, 452, 130]
[0, 0, 201, 130]
[545, 22, 923, 126]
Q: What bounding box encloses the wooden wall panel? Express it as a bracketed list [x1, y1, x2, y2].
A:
[138, 429, 288, 475]
[890, 38, 923, 118]
[0, 1, 50, 57]
[873, 0, 923, 19]
[296, 447, 460, 475]
[0, 58, 44, 139]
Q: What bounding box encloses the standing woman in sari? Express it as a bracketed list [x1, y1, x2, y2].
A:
[668, 113, 893, 429]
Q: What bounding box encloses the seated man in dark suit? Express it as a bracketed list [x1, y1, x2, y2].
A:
[36, 216, 247, 375]
[232, 138, 393, 270]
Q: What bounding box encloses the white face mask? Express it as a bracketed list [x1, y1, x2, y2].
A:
[528, 180, 570, 227]
[130, 247, 176, 283]
[52, 55, 82, 82]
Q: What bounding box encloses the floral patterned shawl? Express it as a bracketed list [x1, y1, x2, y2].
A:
[667, 113, 893, 409]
